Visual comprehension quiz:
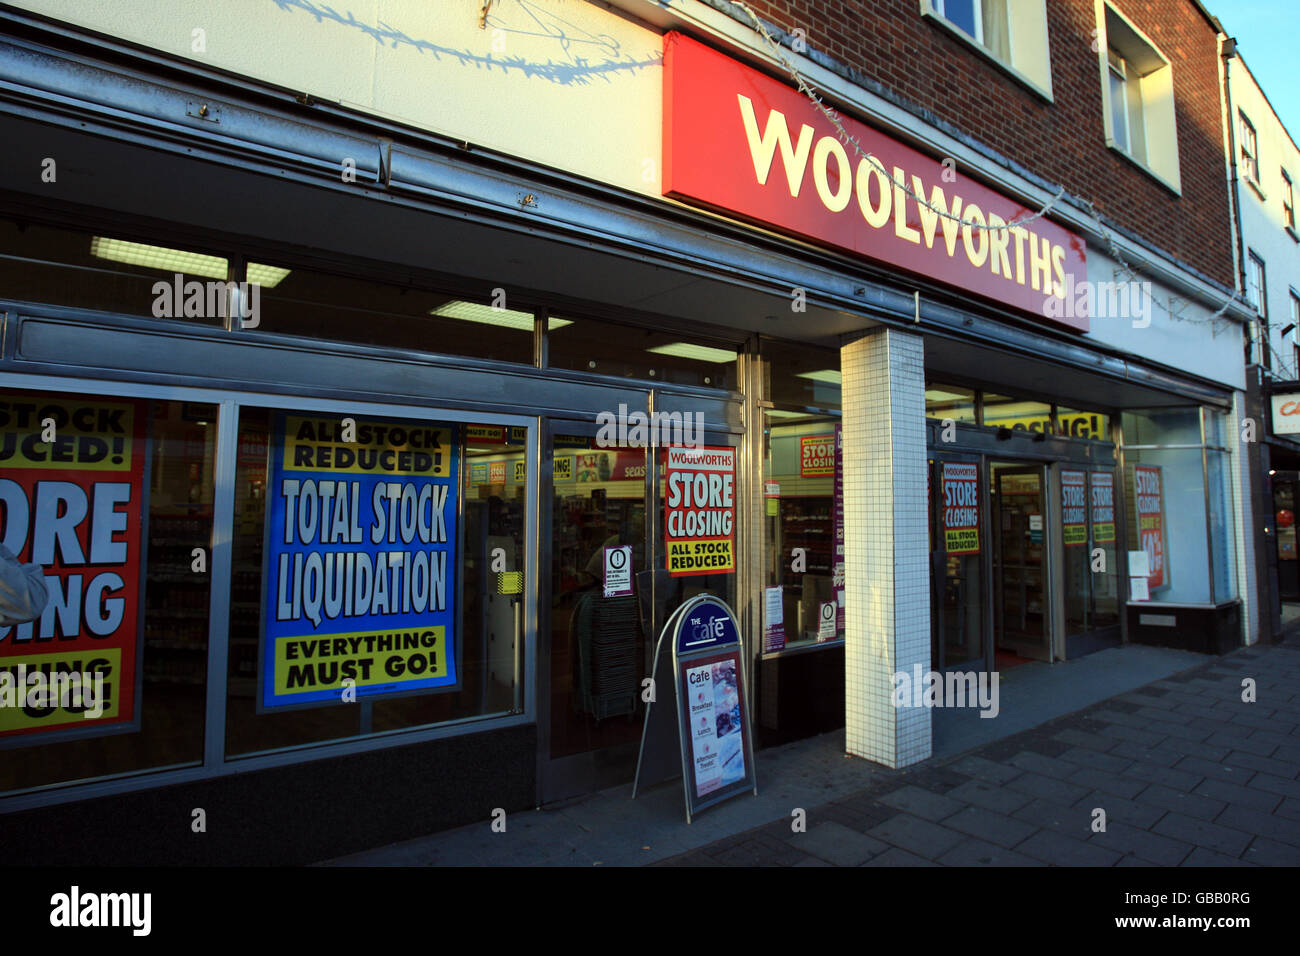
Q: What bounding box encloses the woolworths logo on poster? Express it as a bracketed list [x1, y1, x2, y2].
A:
[664, 446, 736, 577]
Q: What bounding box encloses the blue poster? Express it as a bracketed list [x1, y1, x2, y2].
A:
[261, 412, 459, 708]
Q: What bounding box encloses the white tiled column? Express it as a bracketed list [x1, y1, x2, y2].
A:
[841, 327, 931, 768]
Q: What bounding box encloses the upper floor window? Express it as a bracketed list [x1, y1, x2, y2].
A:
[933, 0, 1009, 60]
[1291, 291, 1300, 375]
[1097, 3, 1181, 193]
[1283, 169, 1296, 233]
[1107, 49, 1143, 163]
[1248, 250, 1268, 321]
[1240, 112, 1259, 184]
[920, 0, 1052, 100]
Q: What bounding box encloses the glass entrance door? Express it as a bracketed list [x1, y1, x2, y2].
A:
[540, 416, 741, 803]
[992, 463, 1051, 662]
[929, 456, 987, 670]
[1061, 466, 1122, 657]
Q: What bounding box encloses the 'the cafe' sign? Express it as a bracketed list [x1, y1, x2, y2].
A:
[1271, 392, 1300, 435]
[662, 33, 1088, 329]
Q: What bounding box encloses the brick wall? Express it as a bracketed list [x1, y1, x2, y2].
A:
[737, 0, 1234, 286]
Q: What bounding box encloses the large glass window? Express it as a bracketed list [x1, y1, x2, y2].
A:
[764, 340, 841, 411]
[925, 383, 977, 423]
[225, 406, 525, 757]
[0, 219, 228, 325]
[1121, 407, 1236, 606]
[548, 433, 647, 758]
[1057, 406, 1111, 441]
[1, 388, 216, 793]
[982, 394, 1053, 432]
[547, 316, 738, 389]
[246, 262, 533, 364]
[763, 412, 842, 650]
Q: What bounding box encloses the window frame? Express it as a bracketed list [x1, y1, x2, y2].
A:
[920, 0, 1053, 102]
[1291, 290, 1300, 376]
[1248, 250, 1269, 368]
[1240, 112, 1259, 186]
[1283, 169, 1296, 236]
[1107, 49, 1133, 155]
[1095, 1, 1181, 194]
[0, 371, 539, 811]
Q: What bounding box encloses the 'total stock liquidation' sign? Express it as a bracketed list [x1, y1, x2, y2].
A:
[662, 32, 1088, 329]
[0, 395, 147, 740]
[262, 413, 460, 708]
[665, 445, 735, 577]
[941, 462, 979, 555]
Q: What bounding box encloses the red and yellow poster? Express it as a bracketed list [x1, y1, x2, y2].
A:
[799, 434, 835, 477]
[1091, 472, 1115, 543]
[665, 446, 735, 576]
[1133, 464, 1166, 589]
[1061, 470, 1087, 547]
[0, 395, 148, 740]
[941, 462, 980, 555]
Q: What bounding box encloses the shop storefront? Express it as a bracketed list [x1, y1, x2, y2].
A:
[1260, 383, 1300, 616]
[0, 1, 1257, 861]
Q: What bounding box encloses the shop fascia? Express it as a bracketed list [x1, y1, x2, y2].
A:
[735, 94, 1072, 297]
[662, 32, 1089, 330]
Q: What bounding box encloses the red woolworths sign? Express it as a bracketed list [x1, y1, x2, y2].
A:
[662, 32, 1088, 330]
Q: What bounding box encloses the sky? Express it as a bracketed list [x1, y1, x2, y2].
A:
[1209, 0, 1300, 143]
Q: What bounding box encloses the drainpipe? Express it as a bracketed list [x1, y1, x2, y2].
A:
[1221, 36, 1252, 362]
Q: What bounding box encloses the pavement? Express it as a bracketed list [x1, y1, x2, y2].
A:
[323, 635, 1300, 867]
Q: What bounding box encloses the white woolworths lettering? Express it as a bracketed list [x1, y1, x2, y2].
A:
[736, 95, 1070, 298]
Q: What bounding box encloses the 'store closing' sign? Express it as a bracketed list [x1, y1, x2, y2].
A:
[799, 434, 834, 477]
[941, 462, 979, 555]
[0, 395, 147, 740]
[665, 446, 735, 577]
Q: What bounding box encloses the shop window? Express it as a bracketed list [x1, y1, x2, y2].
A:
[1097, 4, 1181, 192]
[0, 389, 216, 793]
[762, 412, 842, 650]
[546, 316, 738, 389]
[925, 383, 977, 423]
[921, 0, 1053, 100]
[225, 406, 525, 757]
[549, 433, 647, 758]
[1121, 407, 1236, 606]
[0, 219, 227, 325]
[763, 339, 841, 410]
[981, 393, 1053, 433]
[1056, 406, 1111, 441]
[245, 261, 534, 365]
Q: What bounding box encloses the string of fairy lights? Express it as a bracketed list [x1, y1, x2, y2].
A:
[728, 0, 1255, 337]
